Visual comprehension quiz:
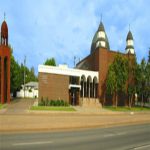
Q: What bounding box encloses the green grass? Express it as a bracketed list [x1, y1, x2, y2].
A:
[0, 103, 7, 109]
[30, 106, 76, 111]
[104, 106, 150, 112]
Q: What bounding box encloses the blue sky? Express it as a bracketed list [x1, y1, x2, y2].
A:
[0, 0, 150, 74]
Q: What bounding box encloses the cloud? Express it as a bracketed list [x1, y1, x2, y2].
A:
[0, 0, 150, 73]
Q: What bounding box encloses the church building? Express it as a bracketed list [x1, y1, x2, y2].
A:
[38, 21, 135, 106]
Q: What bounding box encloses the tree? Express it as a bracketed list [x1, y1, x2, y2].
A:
[106, 54, 128, 107]
[128, 55, 137, 108]
[106, 64, 116, 106]
[44, 58, 56, 66]
[10, 46, 38, 97]
[135, 58, 147, 107]
[10, 48, 22, 96]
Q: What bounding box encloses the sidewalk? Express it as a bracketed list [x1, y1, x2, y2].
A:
[1, 110, 150, 132]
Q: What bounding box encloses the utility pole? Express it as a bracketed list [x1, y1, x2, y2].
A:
[24, 56, 26, 98]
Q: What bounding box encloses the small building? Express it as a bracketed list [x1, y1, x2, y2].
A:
[39, 64, 99, 106]
[17, 82, 38, 98]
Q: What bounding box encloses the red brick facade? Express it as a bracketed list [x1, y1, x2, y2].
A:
[0, 20, 11, 104]
[77, 47, 134, 105]
[39, 72, 69, 102]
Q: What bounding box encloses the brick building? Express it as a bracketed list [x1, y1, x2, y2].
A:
[39, 21, 135, 106]
[0, 18, 11, 104]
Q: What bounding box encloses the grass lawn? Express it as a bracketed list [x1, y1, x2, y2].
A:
[0, 104, 7, 109]
[104, 106, 150, 112]
[30, 106, 76, 111]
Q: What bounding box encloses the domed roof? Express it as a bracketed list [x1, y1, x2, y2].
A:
[126, 31, 133, 41]
[1, 20, 8, 38]
[91, 21, 110, 54]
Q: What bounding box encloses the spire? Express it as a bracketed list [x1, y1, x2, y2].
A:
[126, 30, 133, 41]
[4, 12, 6, 20]
[98, 21, 105, 32]
[100, 13, 102, 22]
[125, 30, 134, 54]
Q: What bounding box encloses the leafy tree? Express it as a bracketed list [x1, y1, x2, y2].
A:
[10, 46, 38, 97]
[10, 48, 22, 96]
[127, 55, 137, 108]
[44, 57, 56, 66]
[136, 59, 147, 107]
[106, 54, 128, 107]
[106, 64, 116, 106]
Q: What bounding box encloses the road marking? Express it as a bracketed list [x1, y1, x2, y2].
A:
[13, 141, 53, 146]
[133, 144, 150, 149]
[104, 132, 126, 137]
[104, 134, 114, 137]
[115, 132, 127, 136]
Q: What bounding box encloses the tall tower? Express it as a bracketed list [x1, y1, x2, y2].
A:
[0, 17, 11, 104]
[125, 30, 135, 54]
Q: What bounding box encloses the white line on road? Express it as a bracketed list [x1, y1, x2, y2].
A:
[133, 144, 150, 150]
[103, 132, 126, 137]
[13, 141, 53, 146]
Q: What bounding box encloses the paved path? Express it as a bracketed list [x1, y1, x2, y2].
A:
[1, 124, 150, 150]
[1, 98, 35, 115]
[1, 112, 150, 132]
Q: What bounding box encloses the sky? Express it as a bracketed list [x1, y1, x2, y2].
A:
[0, 0, 150, 74]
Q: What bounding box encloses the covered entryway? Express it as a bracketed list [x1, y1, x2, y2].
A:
[69, 87, 80, 106]
[69, 76, 80, 106]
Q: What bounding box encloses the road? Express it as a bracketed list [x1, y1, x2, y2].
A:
[1, 124, 150, 150]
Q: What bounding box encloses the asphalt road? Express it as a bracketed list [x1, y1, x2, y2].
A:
[1, 124, 150, 150]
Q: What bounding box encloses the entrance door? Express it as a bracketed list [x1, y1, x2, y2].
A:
[70, 88, 79, 106]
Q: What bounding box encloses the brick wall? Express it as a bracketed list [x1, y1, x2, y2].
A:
[39, 72, 69, 102]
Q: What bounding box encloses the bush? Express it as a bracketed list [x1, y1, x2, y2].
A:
[64, 101, 69, 106]
[38, 98, 69, 106]
[50, 100, 55, 106]
[55, 100, 61, 106]
[60, 100, 64, 106]
[38, 97, 45, 106]
[45, 97, 49, 106]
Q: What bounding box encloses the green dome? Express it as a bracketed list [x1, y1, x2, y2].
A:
[91, 22, 110, 54]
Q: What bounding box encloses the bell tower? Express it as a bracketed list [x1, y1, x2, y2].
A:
[0, 14, 11, 104]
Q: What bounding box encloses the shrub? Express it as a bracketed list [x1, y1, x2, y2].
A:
[60, 100, 64, 106]
[48, 100, 51, 106]
[64, 101, 69, 106]
[45, 97, 49, 106]
[38, 98, 69, 106]
[56, 100, 61, 106]
[29, 88, 32, 92]
[50, 100, 55, 106]
[39, 97, 45, 106]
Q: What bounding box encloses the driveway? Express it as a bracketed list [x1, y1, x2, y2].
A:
[1, 98, 36, 115]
